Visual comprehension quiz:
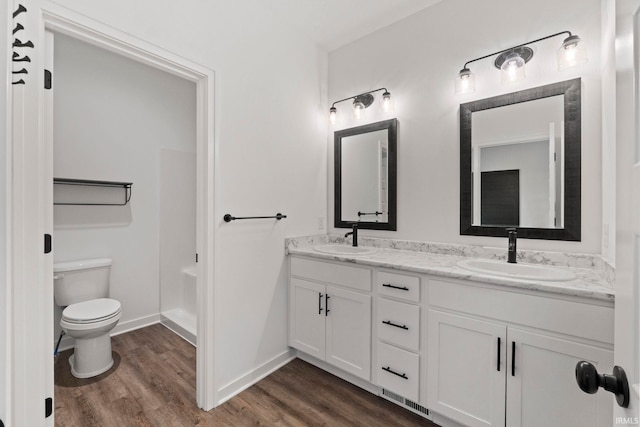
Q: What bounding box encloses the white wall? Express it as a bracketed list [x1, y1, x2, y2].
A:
[52, 34, 197, 336]
[328, 0, 603, 253]
[41, 0, 328, 402]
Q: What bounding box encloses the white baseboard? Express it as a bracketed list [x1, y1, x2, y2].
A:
[57, 314, 161, 352]
[112, 313, 161, 336]
[216, 349, 296, 406]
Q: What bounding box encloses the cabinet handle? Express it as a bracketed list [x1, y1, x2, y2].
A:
[382, 283, 409, 291]
[497, 337, 501, 372]
[318, 292, 323, 315]
[325, 294, 330, 316]
[511, 341, 516, 377]
[382, 320, 409, 330]
[382, 366, 408, 380]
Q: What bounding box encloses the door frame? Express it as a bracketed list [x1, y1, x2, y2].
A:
[9, 5, 218, 425]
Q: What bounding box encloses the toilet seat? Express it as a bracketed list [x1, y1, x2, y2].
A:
[62, 298, 121, 324]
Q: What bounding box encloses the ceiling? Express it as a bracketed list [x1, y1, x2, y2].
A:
[261, 0, 443, 51]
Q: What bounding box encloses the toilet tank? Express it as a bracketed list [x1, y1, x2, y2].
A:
[53, 258, 112, 306]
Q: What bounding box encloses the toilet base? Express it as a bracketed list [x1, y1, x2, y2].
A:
[69, 354, 114, 379]
[67, 331, 115, 379]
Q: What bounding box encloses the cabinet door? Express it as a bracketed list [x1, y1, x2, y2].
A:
[506, 328, 613, 427]
[289, 278, 326, 359]
[325, 286, 371, 380]
[427, 310, 506, 427]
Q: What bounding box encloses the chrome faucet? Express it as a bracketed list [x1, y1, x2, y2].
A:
[344, 223, 358, 247]
[507, 228, 517, 264]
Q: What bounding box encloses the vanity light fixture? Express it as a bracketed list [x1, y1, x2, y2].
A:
[329, 88, 392, 124]
[455, 31, 587, 94]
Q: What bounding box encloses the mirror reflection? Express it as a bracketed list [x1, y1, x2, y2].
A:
[335, 119, 397, 230]
[341, 129, 389, 223]
[472, 96, 564, 228]
[460, 78, 581, 241]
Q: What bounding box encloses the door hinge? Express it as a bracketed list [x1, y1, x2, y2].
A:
[45, 397, 53, 418]
[195, 253, 198, 263]
[44, 234, 52, 254]
[554, 152, 556, 161]
[44, 69, 52, 89]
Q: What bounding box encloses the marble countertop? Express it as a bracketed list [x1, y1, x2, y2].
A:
[287, 242, 614, 303]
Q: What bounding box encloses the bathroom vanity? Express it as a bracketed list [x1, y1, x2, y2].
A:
[287, 238, 614, 427]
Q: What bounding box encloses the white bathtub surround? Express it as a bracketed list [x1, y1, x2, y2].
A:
[159, 150, 197, 346]
[161, 265, 197, 346]
[285, 235, 613, 301]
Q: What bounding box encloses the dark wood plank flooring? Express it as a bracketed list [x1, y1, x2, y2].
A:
[55, 324, 437, 426]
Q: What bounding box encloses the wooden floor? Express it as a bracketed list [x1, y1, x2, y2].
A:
[55, 324, 437, 426]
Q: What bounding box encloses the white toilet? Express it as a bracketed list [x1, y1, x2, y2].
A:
[54, 258, 122, 379]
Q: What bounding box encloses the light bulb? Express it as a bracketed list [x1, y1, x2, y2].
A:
[500, 53, 526, 84]
[455, 67, 475, 94]
[329, 107, 337, 125]
[557, 35, 587, 71]
[353, 99, 366, 121]
[380, 91, 394, 113]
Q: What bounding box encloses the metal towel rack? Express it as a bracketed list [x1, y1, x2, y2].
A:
[224, 213, 287, 222]
[53, 178, 133, 206]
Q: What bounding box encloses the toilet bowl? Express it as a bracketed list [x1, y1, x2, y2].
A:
[60, 298, 122, 378]
[54, 258, 122, 379]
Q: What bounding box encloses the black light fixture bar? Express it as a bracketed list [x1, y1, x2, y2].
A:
[462, 31, 572, 70]
[330, 87, 389, 109]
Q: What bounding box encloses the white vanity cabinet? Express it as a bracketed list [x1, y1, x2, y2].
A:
[289, 257, 372, 380]
[427, 279, 614, 427]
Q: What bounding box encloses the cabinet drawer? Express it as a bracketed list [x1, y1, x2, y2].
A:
[291, 257, 371, 292]
[377, 298, 420, 351]
[377, 271, 420, 302]
[376, 341, 419, 401]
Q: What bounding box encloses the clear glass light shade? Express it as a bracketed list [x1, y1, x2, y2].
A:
[329, 107, 337, 125]
[557, 35, 587, 71]
[500, 53, 526, 84]
[353, 100, 366, 121]
[455, 68, 475, 94]
[380, 91, 394, 113]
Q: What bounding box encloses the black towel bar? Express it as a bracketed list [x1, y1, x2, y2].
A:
[224, 213, 287, 222]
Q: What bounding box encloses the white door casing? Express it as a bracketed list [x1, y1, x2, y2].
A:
[8, 4, 217, 426]
[615, 0, 640, 421]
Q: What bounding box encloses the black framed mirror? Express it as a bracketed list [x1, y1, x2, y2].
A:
[335, 118, 397, 230]
[460, 78, 581, 240]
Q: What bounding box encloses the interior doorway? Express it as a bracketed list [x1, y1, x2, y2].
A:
[6, 10, 219, 424]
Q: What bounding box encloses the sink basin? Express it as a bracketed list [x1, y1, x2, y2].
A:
[457, 259, 575, 282]
[313, 244, 378, 256]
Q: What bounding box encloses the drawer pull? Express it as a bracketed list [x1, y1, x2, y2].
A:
[382, 283, 409, 291]
[382, 366, 408, 380]
[325, 294, 330, 316]
[382, 320, 409, 330]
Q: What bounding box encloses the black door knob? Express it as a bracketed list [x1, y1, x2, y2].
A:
[575, 361, 630, 408]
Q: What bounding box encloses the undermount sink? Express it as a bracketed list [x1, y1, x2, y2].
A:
[313, 244, 378, 256]
[457, 259, 575, 282]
